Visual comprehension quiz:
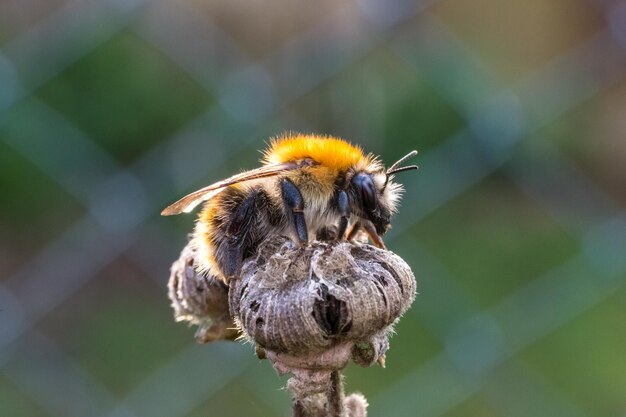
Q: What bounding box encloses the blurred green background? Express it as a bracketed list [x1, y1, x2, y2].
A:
[1, 0, 626, 416]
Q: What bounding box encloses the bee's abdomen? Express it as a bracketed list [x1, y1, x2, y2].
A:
[195, 185, 284, 281]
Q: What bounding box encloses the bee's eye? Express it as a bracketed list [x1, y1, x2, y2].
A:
[352, 173, 377, 212]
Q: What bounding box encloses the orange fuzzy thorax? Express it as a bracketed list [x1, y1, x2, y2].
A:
[263, 134, 373, 171]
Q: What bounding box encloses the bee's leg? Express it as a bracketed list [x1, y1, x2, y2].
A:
[335, 190, 350, 241]
[363, 220, 387, 250]
[280, 178, 308, 245]
[346, 220, 362, 241]
[220, 191, 259, 279]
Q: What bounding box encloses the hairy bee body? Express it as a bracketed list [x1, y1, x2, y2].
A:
[163, 134, 416, 282]
[195, 180, 284, 278]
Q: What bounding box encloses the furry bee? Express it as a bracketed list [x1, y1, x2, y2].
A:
[162, 134, 417, 282]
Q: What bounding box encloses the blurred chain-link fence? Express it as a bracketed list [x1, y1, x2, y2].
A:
[1, 0, 626, 416]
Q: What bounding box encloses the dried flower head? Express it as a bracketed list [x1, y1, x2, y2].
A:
[168, 235, 417, 417]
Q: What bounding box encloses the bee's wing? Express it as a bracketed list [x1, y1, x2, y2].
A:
[161, 161, 301, 216]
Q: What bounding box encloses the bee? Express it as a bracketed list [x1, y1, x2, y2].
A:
[162, 134, 417, 282]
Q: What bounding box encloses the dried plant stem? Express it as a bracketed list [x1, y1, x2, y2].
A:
[328, 370, 345, 417]
[289, 370, 345, 417]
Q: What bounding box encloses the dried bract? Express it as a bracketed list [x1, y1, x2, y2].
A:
[168, 240, 238, 343]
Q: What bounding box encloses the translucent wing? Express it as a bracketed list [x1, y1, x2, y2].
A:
[161, 161, 305, 216]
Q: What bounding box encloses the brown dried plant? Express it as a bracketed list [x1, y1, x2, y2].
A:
[169, 236, 416, 417]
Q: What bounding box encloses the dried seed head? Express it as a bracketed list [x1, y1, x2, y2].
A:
[229, 236, 416, 359]
[168, 235, 417, 416]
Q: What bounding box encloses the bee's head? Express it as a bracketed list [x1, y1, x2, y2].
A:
[349, 150, 418, 235]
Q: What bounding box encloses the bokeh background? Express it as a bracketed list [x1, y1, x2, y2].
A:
[1, 0, 626, 416]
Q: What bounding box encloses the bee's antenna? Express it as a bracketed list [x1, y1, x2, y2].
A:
[386, 150, 417, 174]
[387, 165, 418, 175]
[383, 150, 418, 189]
